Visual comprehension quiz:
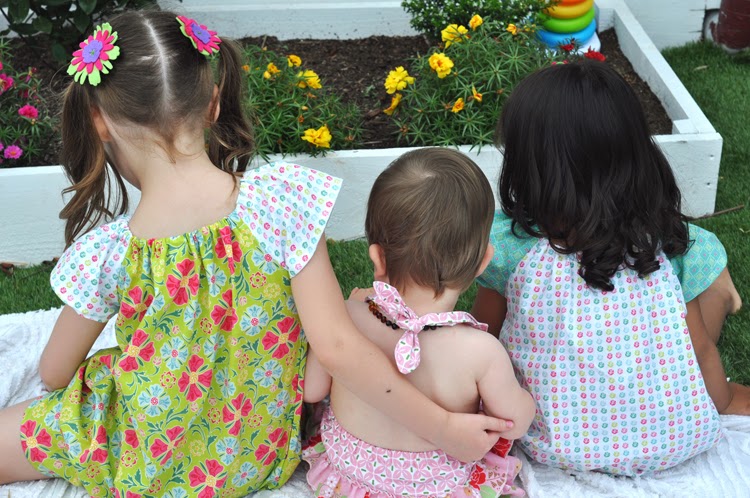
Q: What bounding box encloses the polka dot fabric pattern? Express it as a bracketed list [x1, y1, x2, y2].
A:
[500, 239, 723, 476]
[51, 220, 132, 322]
[239, 162, 342, 277]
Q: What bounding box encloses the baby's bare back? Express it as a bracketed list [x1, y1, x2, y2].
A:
[329, 300, 484, 452]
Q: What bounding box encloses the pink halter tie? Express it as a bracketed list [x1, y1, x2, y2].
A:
[368, 281, 488, 374]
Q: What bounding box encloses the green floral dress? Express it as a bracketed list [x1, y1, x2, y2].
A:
[20, 162, 341, 498]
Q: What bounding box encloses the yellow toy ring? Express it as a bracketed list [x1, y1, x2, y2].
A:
[543, 7, 596, 33]
[558, 0, 587, 5]
[546, 0, 595, 20]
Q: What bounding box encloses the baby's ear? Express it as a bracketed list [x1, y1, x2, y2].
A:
[368, 244, 388, 282]
[476, 243, 495, 277]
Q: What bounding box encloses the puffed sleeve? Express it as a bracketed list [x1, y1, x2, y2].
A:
[668, 224, 728, 303]
[476, 211, 538, 295]
[237, 161, 342, 277]
[50, 218, 131, 322]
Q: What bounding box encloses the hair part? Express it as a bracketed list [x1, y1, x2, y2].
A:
[496, 60, 688, 291]
[366, 147, 495, 296]
[59, 10, 254, 246]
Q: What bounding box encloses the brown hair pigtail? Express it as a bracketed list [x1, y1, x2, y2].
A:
[59, 84, 129, 246]
[208, 39, 254, 173]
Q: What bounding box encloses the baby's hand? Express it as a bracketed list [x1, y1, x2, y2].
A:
[722, 383, 750, 416]
[348, 287, 373, 302]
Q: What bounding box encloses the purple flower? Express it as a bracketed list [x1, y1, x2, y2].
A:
[3, 145, 23, 160]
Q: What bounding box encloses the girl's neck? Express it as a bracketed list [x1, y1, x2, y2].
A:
[391, 281, 461, 316]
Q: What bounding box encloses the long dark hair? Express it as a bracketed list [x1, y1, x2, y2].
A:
[60, 10, 254, 246]
[496, 60, 689, 291]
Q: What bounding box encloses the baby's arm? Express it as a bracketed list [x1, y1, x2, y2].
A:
[471, 286, 507, 338]
[39, 306, 105, 391]
[292, 238, 510, 462]
[685, 298, 750, 414]
[474, 333, 536, 440]
[303, 347, 332, 403]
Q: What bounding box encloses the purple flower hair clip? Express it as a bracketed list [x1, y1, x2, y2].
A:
[68, 23, 120, 86]
[177, 16, 221, 57]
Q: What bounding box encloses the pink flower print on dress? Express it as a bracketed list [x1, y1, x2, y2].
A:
[222, 393, 253, 436]
[261, 316, 301, 359]
[68, 23, 120, 86]
[120, 286, 154, 322]
[119, 329, 155, 372]
[178, 354, 213, 402]
[79, 426, 108, 464]
[211, 289, 238, 331]
[177, 16, 222, 57]
[189, 458, 227, 498]
[215, 226, 242, 274]
[254, 427, 288, 466]
[149, 426, 186, 465]
[20, 419, 52, 464]
[166, 258, 200, 305]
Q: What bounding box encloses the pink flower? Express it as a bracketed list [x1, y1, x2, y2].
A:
[20, 420, 52, 463]
[166, 259, 200, 305]
[0, 74, 13, 93]
[3, 145, 23, 160]
[149, 426, 185, 465]
[18, 104, 39, 120]
[119, 329, 155, 372]
[261, 316, 301, 359]
[177, 16, 222, 57]
[254, 428, 288, 466]
[178, 354, 213, 402]
[188, 459, 227, 498]
[214, 226, 242, 274]
[79, 426, 108, 464]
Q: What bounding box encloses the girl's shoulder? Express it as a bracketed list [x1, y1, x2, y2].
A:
[667, 223, 727, 302]
[477, 211, 540, 294]
[51, 217, 132, 322]
[236, 161, 342, 277]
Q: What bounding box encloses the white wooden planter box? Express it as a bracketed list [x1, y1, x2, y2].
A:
[0, 0, 722, 265]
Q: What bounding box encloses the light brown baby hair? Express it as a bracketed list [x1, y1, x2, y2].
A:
[365, 147, 495, 296]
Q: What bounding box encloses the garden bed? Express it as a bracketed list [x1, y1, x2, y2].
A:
[0, 0, 723, 265]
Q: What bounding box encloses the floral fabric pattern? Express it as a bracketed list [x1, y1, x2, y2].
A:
[23, 163, 341, 497]
[302, 409, 524, 498]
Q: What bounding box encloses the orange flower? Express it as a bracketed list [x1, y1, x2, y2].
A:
[451, 98, 465, 113]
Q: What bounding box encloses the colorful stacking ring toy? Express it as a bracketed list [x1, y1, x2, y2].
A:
[545, 0, 594, 19]
[542, 6, 596, 33]
[536, 18, 597, 47]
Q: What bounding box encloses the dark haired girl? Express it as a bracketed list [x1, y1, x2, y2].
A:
[473, 60, 747, 476]
[0, 10, 509, 495]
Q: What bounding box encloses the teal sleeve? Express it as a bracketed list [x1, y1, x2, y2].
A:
[476, 211, 539, 295]
[668, 224, 727, 303]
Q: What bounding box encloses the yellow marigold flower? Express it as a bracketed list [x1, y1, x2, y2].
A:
[469, 14, 483, 30]
[507, 23, 519, 36]
[384, 66, 415, 95]
[263, 62, 281, 80]
[429, 53, 454, 79]
[383, 93, 402, 116]
[242, 64, 250, 72]
[287, 54, 302, 67]
[452, 98, 465, 113]
[441, 24, 468, 48]
[301, 125, 332, 148]
[297, 70, 322, 89]
[472, 85, 483, 102]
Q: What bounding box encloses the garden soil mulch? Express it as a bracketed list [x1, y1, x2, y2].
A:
[9, 28, 671, 166]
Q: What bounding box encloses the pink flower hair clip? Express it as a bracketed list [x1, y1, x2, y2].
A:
[68, 23, 120, 86]
[177, 16, 221, 57]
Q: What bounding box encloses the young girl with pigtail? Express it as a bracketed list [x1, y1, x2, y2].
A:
[0, 10, 509, 496]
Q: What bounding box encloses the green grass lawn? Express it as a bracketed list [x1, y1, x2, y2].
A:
[1, 41, 747, 382]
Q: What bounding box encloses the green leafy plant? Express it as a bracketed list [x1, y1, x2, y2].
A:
[243, 45, 363, 158]
[0, 38, 56, 167]
[384, 19, 565, 148]
[0, 0, 176, 62]
[401, 0, 556, 39]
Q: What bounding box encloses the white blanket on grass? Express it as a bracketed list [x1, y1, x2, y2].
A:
[1, 307, 749, 498]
